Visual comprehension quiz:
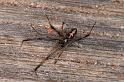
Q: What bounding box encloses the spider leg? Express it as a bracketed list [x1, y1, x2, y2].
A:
[75, 22, 96, 41]
[30, 24, 42, 35]
[45, 14, 63, 37]
[34, 54, 51, 72]
[21, 36, 61, 48]
[20, 38, 44, 47]
[53, 39, 74, 64]
[47, 36, 61, 41]
[53, 50, 63, 64]
[33, 47, 60, 74]
[21, 38, 34, 47]
[61, 22, 65, 30]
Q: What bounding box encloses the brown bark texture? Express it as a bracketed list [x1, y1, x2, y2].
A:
[0, 0, 124, 82]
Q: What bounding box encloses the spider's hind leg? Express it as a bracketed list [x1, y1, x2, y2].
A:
[20, 38, 43, 48]
[20, 39, 32, 47]
[53, 50, 63, 64]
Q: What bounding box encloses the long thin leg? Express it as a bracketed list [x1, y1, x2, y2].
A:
[33, 47, 60, 73]
[20, 38, 43, 47]
[30, 24, 42, 35]
[20, 38, 36, 47]
[34, 52, 52, 72]
[53, 39, 74, 64]
[61, 22, 65, 30]
[20, 24, 43, 48]
[20, 37, 60, 48]
[53, 50, 63, 64]
[75, 22, 96, 41]
[60, 22, 65, 37]
[45, 14, 63, 37]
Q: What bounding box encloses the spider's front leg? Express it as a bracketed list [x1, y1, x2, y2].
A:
[75, 22, 96, 42]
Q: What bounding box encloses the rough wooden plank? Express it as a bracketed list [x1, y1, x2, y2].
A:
[0, 0, 124, 82]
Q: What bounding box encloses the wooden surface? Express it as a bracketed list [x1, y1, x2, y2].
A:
[0, 0, 124, 82]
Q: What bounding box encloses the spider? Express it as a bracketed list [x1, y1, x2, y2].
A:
[21, 14, 96, 74]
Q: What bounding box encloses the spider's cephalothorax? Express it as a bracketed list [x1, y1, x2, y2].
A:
[21, 14, 96, 74]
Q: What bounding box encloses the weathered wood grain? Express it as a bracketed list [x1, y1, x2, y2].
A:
[0, 0, 124, 82]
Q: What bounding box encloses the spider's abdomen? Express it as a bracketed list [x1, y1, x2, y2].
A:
[68, 28, 77, 39]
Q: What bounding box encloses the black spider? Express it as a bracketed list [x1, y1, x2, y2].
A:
[21, 14, 96, 75]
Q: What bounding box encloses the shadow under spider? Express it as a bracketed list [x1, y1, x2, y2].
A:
[21, 14, 96, 76]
